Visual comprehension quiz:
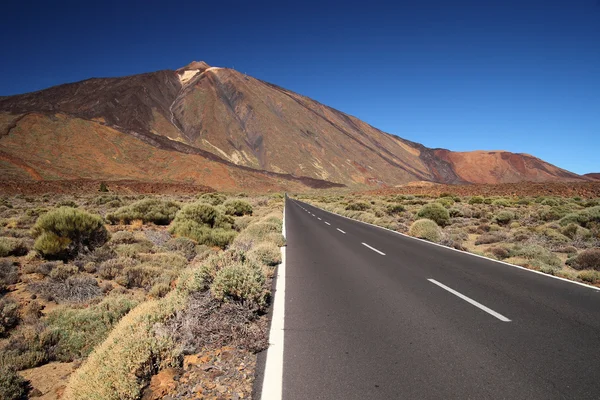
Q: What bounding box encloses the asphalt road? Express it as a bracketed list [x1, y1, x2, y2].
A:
[281, 197, 600, 399]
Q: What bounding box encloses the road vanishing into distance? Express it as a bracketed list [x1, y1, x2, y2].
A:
[269, 197, 600, 399]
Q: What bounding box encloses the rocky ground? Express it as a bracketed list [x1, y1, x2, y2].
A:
[142, 347, 256, 400]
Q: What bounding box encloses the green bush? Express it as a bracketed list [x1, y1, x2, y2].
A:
[540, 198, 560, 207]
[172, 202, 233, 229]
[345, 202, 370, 211]
[560, 223, 591, 240]
[49, 263, 79, 281]
[491, 198, 511, 207]
[538, 206, 570, 222]
[0, 237, 28, 257]
[106, 199, 180, 225]
[386, 204, 405, 215]
[46, 295, 139, 361]
[469, 196, 484, 205]
[578, 270, 600, 284]
[494, 211, 515, 226]
[98, 257, 139, 280]
[223, 200, 253, 216]
[211, 262, 267, 309]
[512, 245, 561, 267]
[417, 203, 450, 226]
[170, 221, 236, 249]
[109, 231, 137, 244]
[32, 207, 109, 260]
[408, 219, 441, 242]
[567, 248, 600, 271]
[0, 366, 27, 399]
[435, 197, 455, 208]
[199, 192, 227, 206]
[247, 242, 281, 266]
[114, 242, 154, 258]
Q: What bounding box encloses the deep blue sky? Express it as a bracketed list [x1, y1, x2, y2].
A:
[3, 0, 599, 174]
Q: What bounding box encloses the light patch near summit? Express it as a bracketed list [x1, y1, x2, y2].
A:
[178, 70, 200, 84]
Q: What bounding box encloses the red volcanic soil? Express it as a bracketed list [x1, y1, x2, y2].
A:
[365, 181, 600, 198]
[0, 180, 216, 195]
[584, 173, 600, 181]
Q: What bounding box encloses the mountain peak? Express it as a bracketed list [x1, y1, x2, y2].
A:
[178, 61, 211, 72]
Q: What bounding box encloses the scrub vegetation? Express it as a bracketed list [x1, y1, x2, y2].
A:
[298, 191, 600, 286]
[0, 192, 284, 399]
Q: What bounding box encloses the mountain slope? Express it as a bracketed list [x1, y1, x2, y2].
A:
[584, 173, 600, 181]
[0, 61, 586, 187]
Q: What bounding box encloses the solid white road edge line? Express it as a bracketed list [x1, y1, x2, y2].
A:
[337, 228, 346, 234]
[362, 242, 386, 255]
[428, 279, 511, 322]
[325, 221, 331, 225]
[261, 205, 286, 400]
[296, 201, 600, 292]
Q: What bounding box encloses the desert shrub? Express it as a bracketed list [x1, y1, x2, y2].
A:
[486, 246, 511, 260]
[149, 281, 171, 298]
[57, 200, 78, 208]
[173, 202, 219, 227]
[0, 366, 27, 399]
[538, 228, 570, 245]
[233, 216, 253, 232]
[211, 262, 267, 309]
[116, 265, 164, 289]
[46, 295, 139, 361]
[494, 211, 515, 226]
[114, 241, 154, 258]
[538, 206, 570, 222]
[408, 219, 441, 242]
[567, 248, 600, 271]
[138, 252, 188, 270]
[49, 263, 79, 281]
[577, 270, 600, 284]
[386, 204, 405, 215]
[164, 237, 197, 260]
[62, 270, 206, 400]
[32, 207, 108, 260]
[492, 198, 511, 207]
[0, 237, 28, 257]
[475, 232, 506, 245]
[30, 275, 102, 303]
[106, 199, 180, 225]
[560, 207, 600, 228]
[345, 202, 370, 211]
[170, 221, 236, 249]
[417, 203, 450, 226]
[560, 223, 591, 240]
[0, 260, 18, 292]
[0, 297, 19, 337]
[469, 196, 484, 204]
[449, 208, 464, 218]
[247, 242, 281, 266]
[98, 257, 139, 279]
[435, 197, 454, 208]
[223, 200, 253, 216]
[109, 231, 137, 244]
[199, 192, 227, 206]
[540, 198, 560, 207]
[511, 245, 561, 267]
[94, 194, 122, 206]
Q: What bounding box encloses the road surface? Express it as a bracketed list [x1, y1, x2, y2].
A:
[275, 197, 600, 399]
